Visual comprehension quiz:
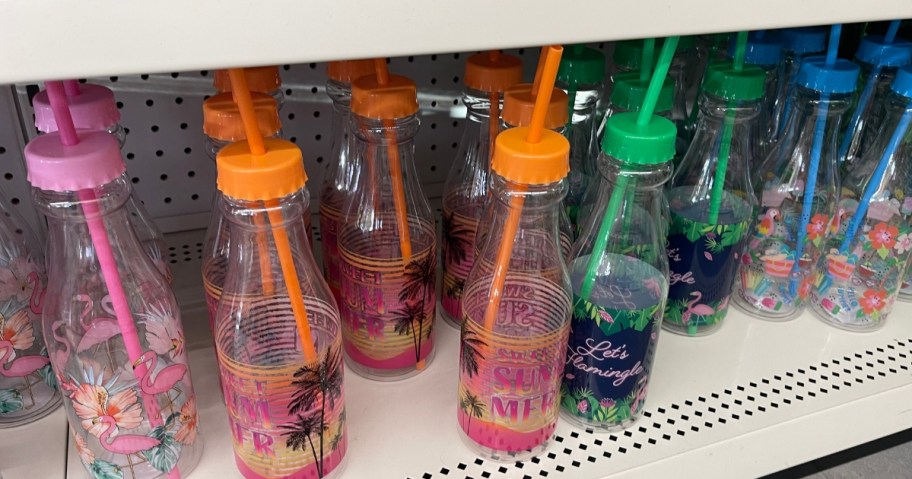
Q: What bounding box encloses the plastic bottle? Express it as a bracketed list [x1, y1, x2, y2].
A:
[338, 68, 437, 380]
[771, 27, 827, 144]
[320, 60, 377, 308]
[728, 32, 784, 158]
[557, 45, 605, 232]
[474, 84, 573, 259]
[811, 65, 912, 330]
[838, 33, 912, 174]
[0, 186, 59, 427]
[201, 92, 282, 334]
[458, 85, 571, 461]
[213, 66, 285, 111]
[440, 52, 523, 328]
[735, 57, 857, 320]
[562, 109, 673, 430]
[33, 83, 171, 283]
[214, 136, 346, 479]
[664, 62, 764, 336]
[27, 126, 201, 478]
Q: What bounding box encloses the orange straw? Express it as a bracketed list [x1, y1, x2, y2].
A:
[482, 45, 563, 331]
[373, 59, 414, 262]
[227, 68, 317, 362]
[531, 47, 549, 99]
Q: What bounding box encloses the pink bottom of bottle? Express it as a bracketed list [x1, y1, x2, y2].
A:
[234, 448, 346, 479]
[457, 409, 555, 456]
[343, 336, 435, 370]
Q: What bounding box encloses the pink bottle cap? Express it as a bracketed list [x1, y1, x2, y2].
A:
[33, 83, 121, 133]
[25, 130, 125, 191]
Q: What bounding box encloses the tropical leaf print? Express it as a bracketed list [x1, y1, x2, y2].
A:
[89, 460, 124, 479]
[142, 425, 182, 473]
[0, 388, 23, 413]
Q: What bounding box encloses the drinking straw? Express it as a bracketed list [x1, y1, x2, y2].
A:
[579, 36, 680, 301]
[45, 81, 181, 479]
[227, 69, 318, 362]
[620, 39, 657, 233]
[707, 31, 748, 224]
[837, 20, 902, 162]
[488, 51, 501, 158]
[483, 45, 563, 331]
[789, 25, 842, 296]
[532, 47, 548, 98]
[63, 79, 80, 97]
[371, 59, 414, 262]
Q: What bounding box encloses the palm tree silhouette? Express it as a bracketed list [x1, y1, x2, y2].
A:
[460, 390, 485, 435]
[445, 278, 465, 302]
[392, 299, 426, 363]
[289, 346, 344, 478]
[443, 211, 472, 266]
[329, 429, 343, 463]
[281, 412, 328, 477]
[394, 252, 436, 365]
[459, 325, 486, 378]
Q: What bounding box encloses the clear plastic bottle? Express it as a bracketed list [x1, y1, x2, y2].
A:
[441, 52, 522, 328]
[771, 27, 827, 144]
[320, 60, 376, 308]
[338, 71, 437, 380]
[728, 32, 784, 158]
[201, 92, 282, 333]
[26, 130, 201, 478]
[213, 66, 285, 111]
[458, 118, 571, 462]
[735, 57, 857, 320]
[838, 34, 912, 174]
[214, 137, 347, 479]
[664, 62, 764, 336]
[557, 45, 605, 233]
[811, 66, 912, 329]
[474, 84, 573, 260]
[33, 83, 171, 283]
[562, 111, 673, 431]
[0, 187, 59, 428]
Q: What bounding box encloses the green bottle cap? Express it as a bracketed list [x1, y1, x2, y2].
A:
[703, 61, 765, 101]
[557, 45, 606, 86]
[601, 112, 676, 165]
[610, 71, 674, 113]
[613, 40, 644, 70]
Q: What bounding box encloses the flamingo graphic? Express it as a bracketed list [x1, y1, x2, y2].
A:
[26, 271, 45, 316]
[829, 207, 847, 235]
[755, 209, 780, 238]
[133, 350, 186, 395]
[49, 318, 71, 374]
[0, 340, 49, 377]
[76, 294, 122, 353]
[92, 415, 161, 454]
[680, 291, 716, 325]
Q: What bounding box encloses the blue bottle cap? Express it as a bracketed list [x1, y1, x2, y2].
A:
[728, 31, 783, 66]
[891, 65, 912, 98]
[855, 35, 912, 68]
[796, 56, 860, 94]
[780, 27, 827, 55]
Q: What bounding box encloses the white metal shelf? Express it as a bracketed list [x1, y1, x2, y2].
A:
[47, 228, 912, 479]
[3, 0, 912, 84]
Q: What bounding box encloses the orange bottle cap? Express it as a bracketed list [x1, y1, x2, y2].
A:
[203, 92, 281, 142]
[216, 137, 307, 201]
[464, 52, 523, 93]
[327, 60, 376, 84]
[351, 73, 419, 119]
[213, 66, 282, 94]
[491, 127, 569, 185]
[502, 83, 568, 129]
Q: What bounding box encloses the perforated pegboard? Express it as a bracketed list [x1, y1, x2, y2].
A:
[0, 86, 44, 236]
[9, 46, 613, 233]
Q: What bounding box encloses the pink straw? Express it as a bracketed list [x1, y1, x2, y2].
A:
[63, 80, 81, 97]
[45, 81, 182, 479]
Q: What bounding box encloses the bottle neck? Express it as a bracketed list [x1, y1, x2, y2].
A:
[778, 86, 852, 148]
[222, 189, 310, 232]
[847, 91, 912, 188]
[323, 82, 357, 200]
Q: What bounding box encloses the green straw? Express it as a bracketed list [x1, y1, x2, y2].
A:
[707, 31, 748, 224]
[640, 39, 656, 82]
[579, 36, 680, 300]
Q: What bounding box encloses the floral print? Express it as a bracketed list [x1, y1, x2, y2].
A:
[72, 428, 96, 465]
[72, 382, 143, 437]
[806, 214, 829, 241]
[894, 233, 912, 255]
[868, 223, 899, 250]
[0, 309, 34, 351]
[141, 303, 185, 360]
[0, 258, 37, 303]
[858, 289, 888, 315]
[174, 396, 198, 445]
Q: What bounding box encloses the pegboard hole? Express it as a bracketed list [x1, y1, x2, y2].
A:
[160, 174, 168, 181]
[180, 123, 188, 130]
[3, 173, 11, 180]
[164, 197, 172, 204]
[175, 97, 184, 105]
[288, 113, 295, 120]
[315, 134, 322, 141]
[116, 101, 124, 109]
[109, 76, 119, 82]
[145, 99, 154, 107]
[316, 156, 324, 164]
[430, 78, 437, 85]
[126, 153, 135, 160]
[140, 74, 149, 80]
[170, 72, 180, 78]
[184, 147, 192, 154]
[151, 125, 159, 133]
[10, 198, 19, 205]
[313, 111, 320, 118]
[430, 144, 437, 151]
[191, 194, 199, 201]
[187, 171, 196, 178]
[131, 177, 140, 184]
[155, 150, 164, 157]
[430, 123, 437, 130]
[311, 87, 318, 94]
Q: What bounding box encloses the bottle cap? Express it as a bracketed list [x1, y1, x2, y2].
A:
[890, 64, 912, 98]
[796, 56, 860, 94]
[728, 32, 782, 66]
[25, 130, 125, 191]
[780, 27, 827, 55]
[464, 52, 523, 93]
[602, 112, 676, 165]
[214, 66, 282, 94]
[703, 62, 765, 100]
[216, 137, 307, 200]
[33, 84, 120, 133]
[327, 60, 376, 84]
[491, 127, 569, 185]
[351, 73, 419, 119]
[855, 35, 912, 68]
[557, 45, 605, 86]
[610, 71, 673, 113]
[613, 40, 645, 70]
[502, 83, 568, 128]
[203, 92, 280, 142]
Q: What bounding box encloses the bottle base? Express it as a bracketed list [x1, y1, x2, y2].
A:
[559, 408, 641, 433]
[438, 302, 463, 329]
[808, 301, 886, 333]
[456, 424, 549, 463]
[344, 346, 438, 382]
[732, 290, 802, 322]
[0, 392, 61, 429]
[661, 320, 723, 337]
